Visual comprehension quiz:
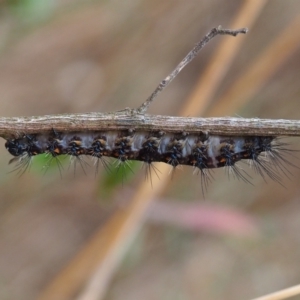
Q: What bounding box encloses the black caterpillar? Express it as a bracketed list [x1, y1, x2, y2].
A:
[4, 129, 291, 187]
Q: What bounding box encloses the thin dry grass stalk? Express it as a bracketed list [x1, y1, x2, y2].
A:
[182, 0, 268, 116]
[252, 283, 300, 300]
[208, 14, 300, 117]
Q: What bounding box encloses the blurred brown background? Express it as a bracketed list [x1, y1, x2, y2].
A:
[0, 1, 300, 299]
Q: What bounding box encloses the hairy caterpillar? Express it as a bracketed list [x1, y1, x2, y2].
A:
[5, 129, 292, 188]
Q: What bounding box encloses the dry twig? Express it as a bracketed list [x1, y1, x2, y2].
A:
[1, 26, 299, 141]
[1, 113, 300, 139]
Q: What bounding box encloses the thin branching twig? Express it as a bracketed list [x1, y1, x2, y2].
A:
[1, 26, 298, 141]
[4, 26, 282, 141]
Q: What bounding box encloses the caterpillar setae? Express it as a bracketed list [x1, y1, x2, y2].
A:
[5, 129, 292, 187]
